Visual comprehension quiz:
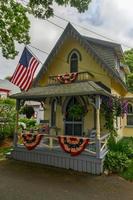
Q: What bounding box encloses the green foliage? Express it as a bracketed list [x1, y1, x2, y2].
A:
[101, 97, 123, 136]
[108, 137, 133, 158]
[120, 159, 133, 181]
[19, 118, 37, 129]
[20, 105, 35, 119]
[105, 137, 133, 174]
[28, 0, 91, 18]
[0, 147, 12, 160]
[0, 0, 91, 59]
[0, 0, 30, 59]
[104, 151, 130, 173]
[127, 73, 133, 92]
[68, 104, 84, 120]
[124, 48, 133, 73]
[123, 49, 133, 91]
[0, 98, 16, 139]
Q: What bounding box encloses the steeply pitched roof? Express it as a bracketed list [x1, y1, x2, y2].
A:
[33, 23, 127, 91]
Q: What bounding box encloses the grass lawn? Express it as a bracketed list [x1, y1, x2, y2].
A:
[0, 137, 13, 160]
[0, 147, 12, 160]
[120, 159, 133, 181]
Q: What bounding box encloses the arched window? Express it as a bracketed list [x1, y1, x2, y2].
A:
[51, 99, 56, 127]
[70, 53, 78, 73]
[127, 103, 133, 126]
[128, 103, 133, 113]
[65, 97, 83, 136]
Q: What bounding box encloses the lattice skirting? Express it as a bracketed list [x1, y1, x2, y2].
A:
[11, 147, 104, 175]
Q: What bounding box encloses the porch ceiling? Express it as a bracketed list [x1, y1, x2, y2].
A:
[10, 81, 111, 100]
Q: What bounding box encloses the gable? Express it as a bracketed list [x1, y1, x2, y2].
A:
[33, 23, 127, 92]
[38, 37, 111, 89]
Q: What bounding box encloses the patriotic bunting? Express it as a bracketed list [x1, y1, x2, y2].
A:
[58, 136, 89, 156]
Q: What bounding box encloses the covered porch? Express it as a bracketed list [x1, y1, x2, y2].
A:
[11, 72, 110, 174]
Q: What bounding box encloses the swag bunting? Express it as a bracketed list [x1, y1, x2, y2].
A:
[22, 133, 43, 150]
[57, 72, 78, 84]
[58, 136, 89, 156]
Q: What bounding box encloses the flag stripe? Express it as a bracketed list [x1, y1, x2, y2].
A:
[26, 61, 39, 90]
[21, 59, 38, 90]
[14, 65, 27, 86]
[19, 57, 36, 89]
[17, 58, 35, 88]
[15, 67, 27, 87]
[10, 47, 40, 91]
[24, 61, 39, 91]
[11, 64, 23, 84]
[10, 64, 20, 83]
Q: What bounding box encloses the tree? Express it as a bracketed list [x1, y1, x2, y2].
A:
[124, 49, 133, 73]
[127, 73, 133, 91]
[0, 0, 91, 59]
[123, 49, 133, 91]
[4, 76, 11, 81]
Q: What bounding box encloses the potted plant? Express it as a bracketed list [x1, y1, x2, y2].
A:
[20, 105, 35, 119]
[68, 104, 85, 120]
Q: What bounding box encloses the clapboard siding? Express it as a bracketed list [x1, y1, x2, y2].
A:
[11, 147, 104, 175]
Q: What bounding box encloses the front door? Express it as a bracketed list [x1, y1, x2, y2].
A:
[65, 97, 83, 136]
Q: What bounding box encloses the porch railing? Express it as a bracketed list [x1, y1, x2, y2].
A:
[17, 133, 109, 158]
[48, 71, 94, 85]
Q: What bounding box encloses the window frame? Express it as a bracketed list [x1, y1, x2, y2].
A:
[51, 99, 57, 127]
[127, 103, 133, 126]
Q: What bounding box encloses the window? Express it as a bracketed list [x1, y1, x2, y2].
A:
[127, 103, 133, 126]
[65, 97, 82, 136]
[70, 53, 78, 73]
[51, 99, 56, 127]
[128, 104, 133, 113]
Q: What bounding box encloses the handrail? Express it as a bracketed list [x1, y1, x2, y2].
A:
[48, 71, 94, 85]
[100, 133, 109, 140]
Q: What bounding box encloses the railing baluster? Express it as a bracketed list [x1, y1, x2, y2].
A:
[48, 71, 94, 85]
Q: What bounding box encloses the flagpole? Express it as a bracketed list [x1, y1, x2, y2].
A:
[26, 45, 43, 64]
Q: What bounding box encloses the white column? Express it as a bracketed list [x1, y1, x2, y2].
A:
[95, 95, 101, 139]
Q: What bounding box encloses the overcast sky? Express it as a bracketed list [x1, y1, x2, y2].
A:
[1, 0, 133, 79]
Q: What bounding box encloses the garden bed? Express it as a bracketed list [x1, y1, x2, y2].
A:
[120, 159, 133, 181]
[0, 138, 13, 160]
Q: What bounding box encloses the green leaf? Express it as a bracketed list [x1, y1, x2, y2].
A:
[0, 0, 92, 59]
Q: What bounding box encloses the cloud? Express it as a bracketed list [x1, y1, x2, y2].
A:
[1, 0, 133, 79]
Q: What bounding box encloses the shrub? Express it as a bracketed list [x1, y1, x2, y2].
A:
[19, 118, 37, 130]
[108, 137, 133, 158]
[0, 99, 16, 140]
[104, 151, 130, 173]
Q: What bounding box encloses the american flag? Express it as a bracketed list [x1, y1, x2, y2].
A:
[10, 47, 40, 91]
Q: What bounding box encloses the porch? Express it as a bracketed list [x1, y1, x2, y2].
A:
[10, 71, 110, 174]
[11, 133, 109, 174]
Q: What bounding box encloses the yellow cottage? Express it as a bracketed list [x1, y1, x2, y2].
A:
[11, 23, 133, 174]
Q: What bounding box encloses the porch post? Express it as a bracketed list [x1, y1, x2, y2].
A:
[95, 95, 101, 158]
[13, 99, 20, 147]
[95, 95, 101, 139]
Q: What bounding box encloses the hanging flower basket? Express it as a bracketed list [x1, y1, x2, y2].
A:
[20, 105, 35, 119]
[68, 104, 85, 120]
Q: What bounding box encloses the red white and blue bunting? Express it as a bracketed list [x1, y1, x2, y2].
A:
[57, 72, 78, 84]
[58, 136, 89, 156]
[21, 133, 43, 150]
